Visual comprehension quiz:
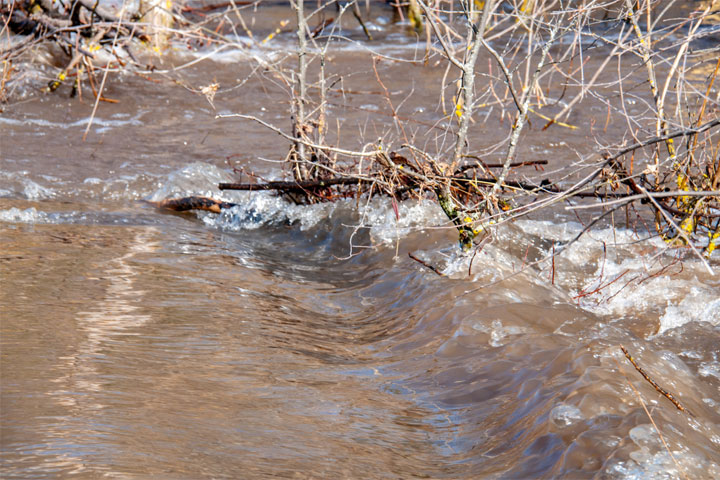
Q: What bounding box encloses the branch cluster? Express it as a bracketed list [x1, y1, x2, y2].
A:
[4, 0, 719, 260]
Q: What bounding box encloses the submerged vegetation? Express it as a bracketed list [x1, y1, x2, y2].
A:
[2, 0, 719, 261]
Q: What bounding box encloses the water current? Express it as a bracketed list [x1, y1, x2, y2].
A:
[2, 3, 720, 478]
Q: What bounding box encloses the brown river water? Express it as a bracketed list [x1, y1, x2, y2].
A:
[2, 2, 720, 478]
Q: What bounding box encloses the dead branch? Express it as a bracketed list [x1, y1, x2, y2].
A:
[219, 177, 364, 191]
[148, 196, 237, 213]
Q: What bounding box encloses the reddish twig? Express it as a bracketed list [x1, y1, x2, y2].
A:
[408, 252, 444, 276]
[574, 269, 630, 300]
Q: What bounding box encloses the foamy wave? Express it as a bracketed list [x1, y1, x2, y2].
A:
[604, 423, 718, 480]
[150, 162, 448, 237]
[200, 184, 444, 235]
[151, 164, 719, 335]
[205, 195, 335, 231]
[147, 162, 235, 202]
[516, 220, 720, 335]
[0, 207, 51, 224]
[173, 28, 424, 70]
[0, 172, 56, 200]
[149, 162, 335, 230]
[357, 196, 446, 243]
[657, 289, 720, 335]
[0, 111, 145, 133]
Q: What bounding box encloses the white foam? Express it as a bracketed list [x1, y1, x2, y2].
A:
[205, 194, 334, 231]
[150, 164, 450, 238]
[658, 291, 720, 335]
[173, 28, 427, 70]
[489, 319, 529, 347]
[550, 403, 585, 427]
[204, 185, 444, 235]
[0, 111, 145, 132]
[0, 207, 50, 224]
[0, 172, 56, 200]
[147, 162, 235, 202]
[512, 219, 719, 336]
[606, 454, 704, 480]
[698, 361, 720, 380]
[357, 196, 446, 244]
[22, 179, 55, 200]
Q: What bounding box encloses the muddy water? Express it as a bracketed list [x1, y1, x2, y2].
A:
[2, 3, 720, 478]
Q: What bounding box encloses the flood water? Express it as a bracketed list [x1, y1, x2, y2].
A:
[2, 2, 720, 478]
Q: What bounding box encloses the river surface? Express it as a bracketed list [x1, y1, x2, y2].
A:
[2, 2, 720, 478]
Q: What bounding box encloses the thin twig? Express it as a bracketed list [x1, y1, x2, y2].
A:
[216, 113, 377, 157]
[620, 346, 691, 415]
[408, 252, 445, 276]
[614, 352, 691, 480]
[82, 3, 125, 141]
[566, 190, 720, 210]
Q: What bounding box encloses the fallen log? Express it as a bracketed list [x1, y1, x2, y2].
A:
[148, 196, 236, 213]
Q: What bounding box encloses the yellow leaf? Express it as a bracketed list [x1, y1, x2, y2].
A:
[454, 96, 463, 120]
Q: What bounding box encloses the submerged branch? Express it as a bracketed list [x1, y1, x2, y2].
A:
[620, 346, 692, 416]
[149, 196, 237, 213]
[408, 252, 445, 276]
